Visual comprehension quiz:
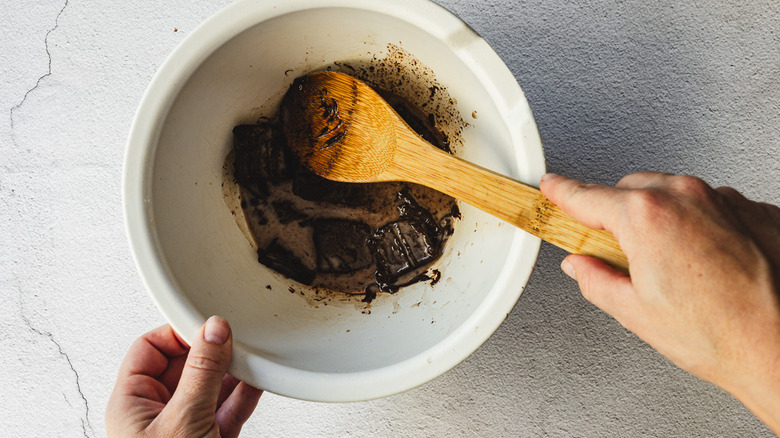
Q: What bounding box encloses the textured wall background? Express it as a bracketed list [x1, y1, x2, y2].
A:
[1, 0, 777, 436]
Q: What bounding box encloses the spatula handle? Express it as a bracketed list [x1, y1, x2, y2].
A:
[388, 143, 629, 272]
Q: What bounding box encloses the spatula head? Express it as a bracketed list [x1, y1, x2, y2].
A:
[281, 71, 399, 183]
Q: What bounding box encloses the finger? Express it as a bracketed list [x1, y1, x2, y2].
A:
[615, 172, 674, 189]
[119, 325, 189, 379]
[217, 374, 242, 409]
[157, 354, 188, 397]
[106, 375, 166, 437]
[166, 316, 233, 420]
[122, 374, 172, 404]
[215, 381, 263, 438]
[717, 186, 780, 254]
[716, 186, 779, 220]
[562, 254, 636, 324]
[540, 173, 625, 232]
[716, 185, 759, 229]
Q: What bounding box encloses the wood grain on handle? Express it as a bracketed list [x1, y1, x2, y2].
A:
[384, 135, 629, 272]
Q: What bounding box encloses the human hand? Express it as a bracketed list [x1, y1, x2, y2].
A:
[540, 172, 780, 432]
[106, 317, 263, 437]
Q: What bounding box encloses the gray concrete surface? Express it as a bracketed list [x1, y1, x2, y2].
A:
[1, 0, 777, 436]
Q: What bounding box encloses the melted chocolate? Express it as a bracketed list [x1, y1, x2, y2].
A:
[232, 83, 459, 301]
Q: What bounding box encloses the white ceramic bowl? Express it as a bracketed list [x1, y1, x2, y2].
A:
[124, 0, 545, 402]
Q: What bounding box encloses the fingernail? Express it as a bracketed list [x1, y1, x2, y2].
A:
[561, 259, 576, 279]
[204, 316, 229, 345]
[541, 173, 559, 183]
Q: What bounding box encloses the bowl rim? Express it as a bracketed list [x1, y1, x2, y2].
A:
[123, 0, 545, 402]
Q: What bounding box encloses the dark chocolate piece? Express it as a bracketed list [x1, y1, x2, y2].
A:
[362, 285, 378, 303]
[257, 239, 315, 285]
[250, 206, 269, 226]
[371, 268, 442, 295]
[244, 180, 270, 200]
[292, 167, 369, 206]
[369, 218, 440, 284]
[397, 189, 441, 243]
[272, 200, 307, 225]
[313, 219, 373, 274]
[440, 204, 461, 238]
[232, 123, 294, 185]
[381, 93, 450, 153]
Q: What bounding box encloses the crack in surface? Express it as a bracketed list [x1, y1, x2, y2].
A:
[6, 5, 88, 431]
[8, 0, 70, 135]
[19, 302, 93, 438]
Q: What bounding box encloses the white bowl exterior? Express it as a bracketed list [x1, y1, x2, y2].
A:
[124, 0, 544, 402]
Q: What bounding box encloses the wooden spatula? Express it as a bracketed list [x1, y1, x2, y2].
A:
[281, 71, 628, 271]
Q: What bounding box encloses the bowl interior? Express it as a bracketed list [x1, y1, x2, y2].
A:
[136, 2, 544, 401]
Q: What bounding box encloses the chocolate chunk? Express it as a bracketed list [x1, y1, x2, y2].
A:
[313, 219, 373, 274]
[233, 123, 294, 185]
[257, 239, 314, 285]
[381, 93, 450, 153]
[292, 167, 369, 206]
[440, 204, 461, 238]
[362, 285, 379, 303]
[244, 180, 270, 200]
[369, 218, 441, 284]
[272, 200, 307, 225]
[250, 206, 269, 226]
[449, 203, 461, 220]
[397, 189, 441, 242]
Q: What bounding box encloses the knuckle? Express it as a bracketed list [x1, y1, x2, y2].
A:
[565, 180, 602, 206]
[715, 186, 745, 209]
[222, 410, 246, 430]
[616, 172, 651, 187]
[715, 185, 740, 198]
[670, 175, 712, 199]
[759, 201, 780, 221]
[129, 337, 147, 352]
[616, 174, 633, 186]
[562, 179, 591, 198]
[625, 189, 669, 223]
[186, 353, 225, 374]
[577, 181, 600, 196]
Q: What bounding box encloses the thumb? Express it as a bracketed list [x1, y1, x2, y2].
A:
[167, 316, 232, 424]
[562, 254, 635, 323]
